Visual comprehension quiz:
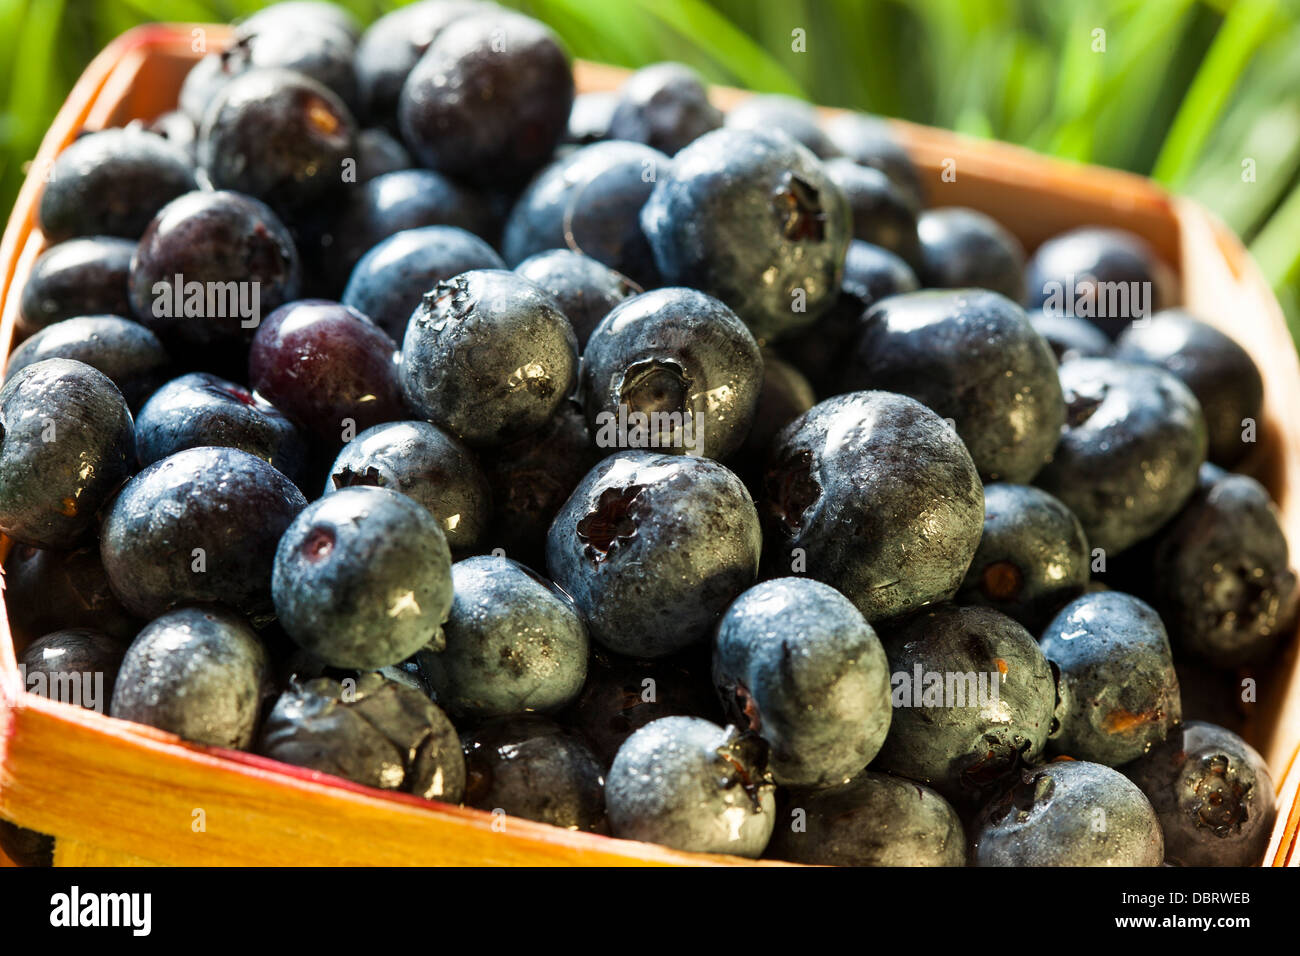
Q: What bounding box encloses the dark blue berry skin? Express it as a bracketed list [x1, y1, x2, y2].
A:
[971, 760, 1164, 866]
[272, 486, 453, 671]
[400, 11, 574, 188]
[769, 771, 966, 866]
[1035, 358, 1207, 556]
[37, 128, 197, 242]
[144, 111, 197, 160]
[845, 290, 1064, 483]
[128, 190, 301, 351]
[503, 141, 670, 287]
[20, 627, 125, 708]
[581, 288, 763, 461]
[100, 447, 307, 621]
[134, 372, 308, 483]
[1026, 227, 1171, 339]
[2, 543, 141, 644]
[226, 13, 360, 112]
[1029, 308, 1111, 364]
[341, 226, 505, 343]
[565, 91, 617, 146]
[1123, 721, 1276, 867]
[547, 451, 761, 658]
[732, 352, 816, 495]
[714, 578, 892, 787]
[0, 359, 134, 549]
[1143, 471, 1298, 667]
[726, 95, 839, 159]
[324, 420, 491, 553]
[824, 157, 921, 269]
[258, 673, 465, 803]
[607, 63, 722, 156]
[1114, 310, 1263, 467]
[240, 2, 362, 43]
[18, 237, 135, 336]
[761, 391, 984, 621]
[424, 556, 589, 718]
[110, 605, 271, 750]
[917, 207, 1026, 302]
[1040, 592, 1181, 766]
[355, 129, 412, 182]
[606, 716, 775, 856]
[823, 112, 925, 208]
[462, 715, 607, 832]
[4, 316, 169, 411]
[956, 483, 1090, 633]
[515, 250, 637, 350]
[873, 605, 1056, 803]
[642, 128, 852, 344]
[400, 269, 578, 447]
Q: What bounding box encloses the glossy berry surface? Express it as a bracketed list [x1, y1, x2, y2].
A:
[461, 715, 606, 832]
[2, 543, 141, 643]
[20, 628, 125, 707]
[514, 250, 637, 349]
[101, 447, 306, 621]
[565, 91, 617, 146]
[1029, 309, 1112, 364]
[822, 112, 925, 208]
[605, 716, 775, 857]
[971, 760, 1164, 866]
[713, 577, 892, 787]
[761, 391, 983, 621]
[400, 269, 578, 447]
[824, 157, 921, 269]
[1123, 721, 1276, 867]
[607, 62, 722, 155]
[581, 288, 763, 461]
[258, 672, 465, 803]
[353, 128, 411, 182]
[725, 94, 839, 158]
[0, 358, 135, 550]
[547, 451, 761, 658]
[731, 352, 816, 492]
[641, 128, 852, 343]
[249, 299, 405, 447]
[272, 486, 453, 670]
[917, 207, 1026, 301]
[325, 420, 490, 552]
[18, 237, 135, 336]
[110, 605, 270, 750]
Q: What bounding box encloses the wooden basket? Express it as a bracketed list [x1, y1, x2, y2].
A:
[1, 24, 1298, 867]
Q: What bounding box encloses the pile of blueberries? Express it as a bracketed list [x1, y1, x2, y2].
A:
[0, 0, 1290, 867]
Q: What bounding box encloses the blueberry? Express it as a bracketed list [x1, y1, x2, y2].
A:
[18, 237, 135, 336]
[1027, 227, 1171, 339]
[823, 158, 921, 269]
[1122, 721, 1276, 867]
[845, 290, 1063, 482]
[917, 207, 1026, 301]
[1143, 471, 1298, 667]
[502, 141, 671, 287]
[565, 91, 618, 146]
[769, 771, 965, 866]
[400, 270, 578, 447]
[354, 128, 412, 182]
[400, 11, 574, 188]
[873, 605, 1056, 801]
[607, 62, 723, 155]
[1, 543, 141, 643]
[641, 128, 852, 343]
[325, 420, 491, 553]
[37, 128, 197, 242]
[128, 190, 301, 352]
[423, 556, 588, 717]
[515, 250, 637, 349]
[581, 288, 762, 460]
[19, 628, 125, 709]
[956, 483, 1090, 632]
[258, 672, 465, 803]
[761, 391, 983, 621]
[822, 112, 925, 208]
[1040, 592, 1181, 766]
[239, 1, 362, 43]
[134, 372, 308, 482]
[1029, 308, 1112, 364]
[605, 716, 775, 857]
[4, 316, 169, 411]
[731, 351, 816, 492]
[342, 226, 505, 343]
[1114, 310, 1263, 467]
[547, 451, 761, 658]
[0, 359, 134, 549]
[225, 13, 361, 112]
[179, 52, 243, 124]
[144, 111, 198, 160]
[1034, 357, 1207, 555]
[110, 605, 270, 749]
[725, 94, 839, 158]
[272, 486, 453, 670]
[249, 299, 406, 447]
[714, 578, 892, 787]
[101, 447, 307, 621]
[461, 714, 606, 831]
[199, 68, 357, 213]
[971, 760, 1164, 866]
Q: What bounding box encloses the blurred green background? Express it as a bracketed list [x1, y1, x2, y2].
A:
[3, 0, 1300, 329]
